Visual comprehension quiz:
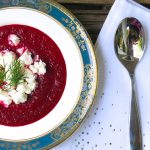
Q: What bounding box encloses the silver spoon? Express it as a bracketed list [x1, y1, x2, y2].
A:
[115, 17, 145, 150]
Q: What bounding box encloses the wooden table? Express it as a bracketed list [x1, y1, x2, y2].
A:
[56, 0, 150, 44]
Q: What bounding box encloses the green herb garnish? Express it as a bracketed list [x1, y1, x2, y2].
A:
[9, 60, 25, 87]
[0, 65, 6, 86]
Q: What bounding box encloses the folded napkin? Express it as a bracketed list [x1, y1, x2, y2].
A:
[55, 0, 150, 149]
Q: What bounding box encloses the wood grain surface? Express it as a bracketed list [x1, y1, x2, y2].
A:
[56, 0, 150, 43]
[57, 0, 150, 4]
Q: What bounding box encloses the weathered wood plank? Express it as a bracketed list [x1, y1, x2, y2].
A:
[77, 15, 106, 22]
[56, 0, 114, 4]
[71, 9, 109, 15]
[56, 0, 150, 4]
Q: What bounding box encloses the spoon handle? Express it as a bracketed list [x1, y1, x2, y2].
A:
[130, 77, 143, 150]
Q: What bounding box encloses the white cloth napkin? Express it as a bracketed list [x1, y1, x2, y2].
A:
[55, 0, 150, 149]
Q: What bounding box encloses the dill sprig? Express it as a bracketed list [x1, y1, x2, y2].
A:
[9, 60, 25, 87]
[0, 65, 6, 86]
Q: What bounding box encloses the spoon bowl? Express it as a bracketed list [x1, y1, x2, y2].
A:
[115, 17, 145, 74]
[114, 17, 145, 150]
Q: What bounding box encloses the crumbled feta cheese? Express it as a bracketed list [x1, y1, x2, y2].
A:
[3, 83, 13, 91]
[28, 81, 37, 92]
[0, 53, 4, 67]
[22, 68, 37, 94]
[16, 83, 27, 93]
[0, 49, 46, 107]
[16, 46, 27, 56]
[29, 65, 38, 74]
[16, 82, 36, 95]
[38, 60, 46, 75]
[25, 68, 37, 83]
[19, 50, 33, 65]
[5, 70, 11, 84]
[8, 34, 20, 46]
[3, 51, 16, 71]
[0, 91, 12, 107]
[9, 90, 27, 104]
[29, 60, 46, 75]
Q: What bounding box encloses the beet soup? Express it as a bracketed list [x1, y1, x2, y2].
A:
[0, 24, 67, 126]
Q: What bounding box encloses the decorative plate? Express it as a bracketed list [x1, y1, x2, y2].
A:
[0, 0, 97, 149]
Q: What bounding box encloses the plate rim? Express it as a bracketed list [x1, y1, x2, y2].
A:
[0, 0, 98, 149]
[0, 7, 85, 141]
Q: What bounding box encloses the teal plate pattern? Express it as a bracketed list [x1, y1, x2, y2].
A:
[0, 0, 97, 149]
